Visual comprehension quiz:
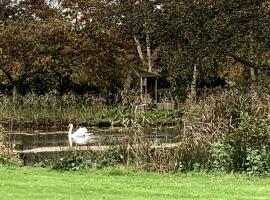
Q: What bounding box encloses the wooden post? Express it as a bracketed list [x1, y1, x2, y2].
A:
[145, 78, 147, 95]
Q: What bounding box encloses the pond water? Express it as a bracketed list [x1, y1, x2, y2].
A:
[5, 126, 181, 151]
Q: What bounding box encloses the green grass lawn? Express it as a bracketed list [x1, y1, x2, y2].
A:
[0, 167, 270, 200]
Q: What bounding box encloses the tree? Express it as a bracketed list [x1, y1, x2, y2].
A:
[157, 0, 270, 97]
[0, 0, 135, 95]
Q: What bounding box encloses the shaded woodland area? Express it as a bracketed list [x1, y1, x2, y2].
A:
[0, 0, 269, 101]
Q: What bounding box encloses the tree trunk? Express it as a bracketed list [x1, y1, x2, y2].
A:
[122, 72, 132, 105]
[146, 33, 152, 72]
[250, 68, 257, 90]
[134, 36, 146, 66]
[190, 63, 197, 100]
[12, 84, 18, 103]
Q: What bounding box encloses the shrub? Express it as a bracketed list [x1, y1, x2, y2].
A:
[52, 154, 94, 171]
[222, 112, 270, 174]
[245, 147, 270, 176]
[0, 125, 21, 166]
[210, 141, 233, 172]
[52, 148, 121, 171]
[182, 87, 270, 175]
[95, 147, 121, 169]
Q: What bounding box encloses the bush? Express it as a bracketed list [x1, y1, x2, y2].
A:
[0, 125, 21, 166]
[52, 154, 94, 171]
[182, 87, 270, 175]
[21, 87, 270, 176]
[245, 147, 270, 176]
[210, 141, 233, 172]
[52, 148, 121, 171]
[96, 147, 120, 169]
[207, 112, 270, 175]
[222, 112, 270, 174]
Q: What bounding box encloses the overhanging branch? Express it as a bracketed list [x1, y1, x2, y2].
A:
[228, 53, 270, 71]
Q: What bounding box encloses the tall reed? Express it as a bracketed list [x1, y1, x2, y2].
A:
[0, 92, 122, 127]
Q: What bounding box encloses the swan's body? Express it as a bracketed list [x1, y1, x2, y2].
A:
[72, 127, 88, 137]
[68, 124, 95, 146]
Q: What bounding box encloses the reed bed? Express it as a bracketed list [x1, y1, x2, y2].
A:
[0, 92, 124, 127]
[0, 92, 183, 128]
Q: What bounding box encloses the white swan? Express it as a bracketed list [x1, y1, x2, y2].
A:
[68, 124, 94, 147]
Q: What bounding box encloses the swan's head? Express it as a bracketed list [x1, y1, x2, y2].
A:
[68, 124, 73, 128]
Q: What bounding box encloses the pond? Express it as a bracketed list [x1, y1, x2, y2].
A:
[5, 126, 181, 151]
[4, 126, 181, 165]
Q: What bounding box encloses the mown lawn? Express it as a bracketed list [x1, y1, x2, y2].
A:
[0, 167, 270, 200]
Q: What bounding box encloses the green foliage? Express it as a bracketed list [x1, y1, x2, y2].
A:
[0, 125, 4, 143]
[206, 112, 270, 175]
[96, 147, 120, 169]
[143, 109, 183, 126]
[245, 147, 270, 176]
[181, 88, 270, 175]
[223, 112, 270, 174]
[0, 93, 117, 127]
[0, 92, 186, 128]
[210, 142, 233, 172]
[52, 148, 120, 171]
[52, 154, 93, 171]
[15, 88, 268, 175]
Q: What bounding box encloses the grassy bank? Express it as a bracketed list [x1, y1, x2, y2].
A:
[0, 167, 270, 200]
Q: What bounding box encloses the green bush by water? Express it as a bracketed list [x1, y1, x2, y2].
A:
[183, 88, 270, 175]
[215, 112, 270, 175]
[52, 147, 121, 171]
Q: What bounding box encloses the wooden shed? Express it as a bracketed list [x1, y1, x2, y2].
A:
[132, 67, 159, 104]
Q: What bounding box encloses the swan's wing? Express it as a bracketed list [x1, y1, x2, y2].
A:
[72, 127, 87, 137]
[75, 134, 97, 144]
[73, 136, 88, 145]
[85, 132, 93, 136]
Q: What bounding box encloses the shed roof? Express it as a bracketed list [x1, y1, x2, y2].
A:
[133, 67, 159, 78]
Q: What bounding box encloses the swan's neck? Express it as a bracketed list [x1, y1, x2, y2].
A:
[68, 125, 73, 147]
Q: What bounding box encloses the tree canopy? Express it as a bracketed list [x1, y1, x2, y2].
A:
[0, 0, 269, 96]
